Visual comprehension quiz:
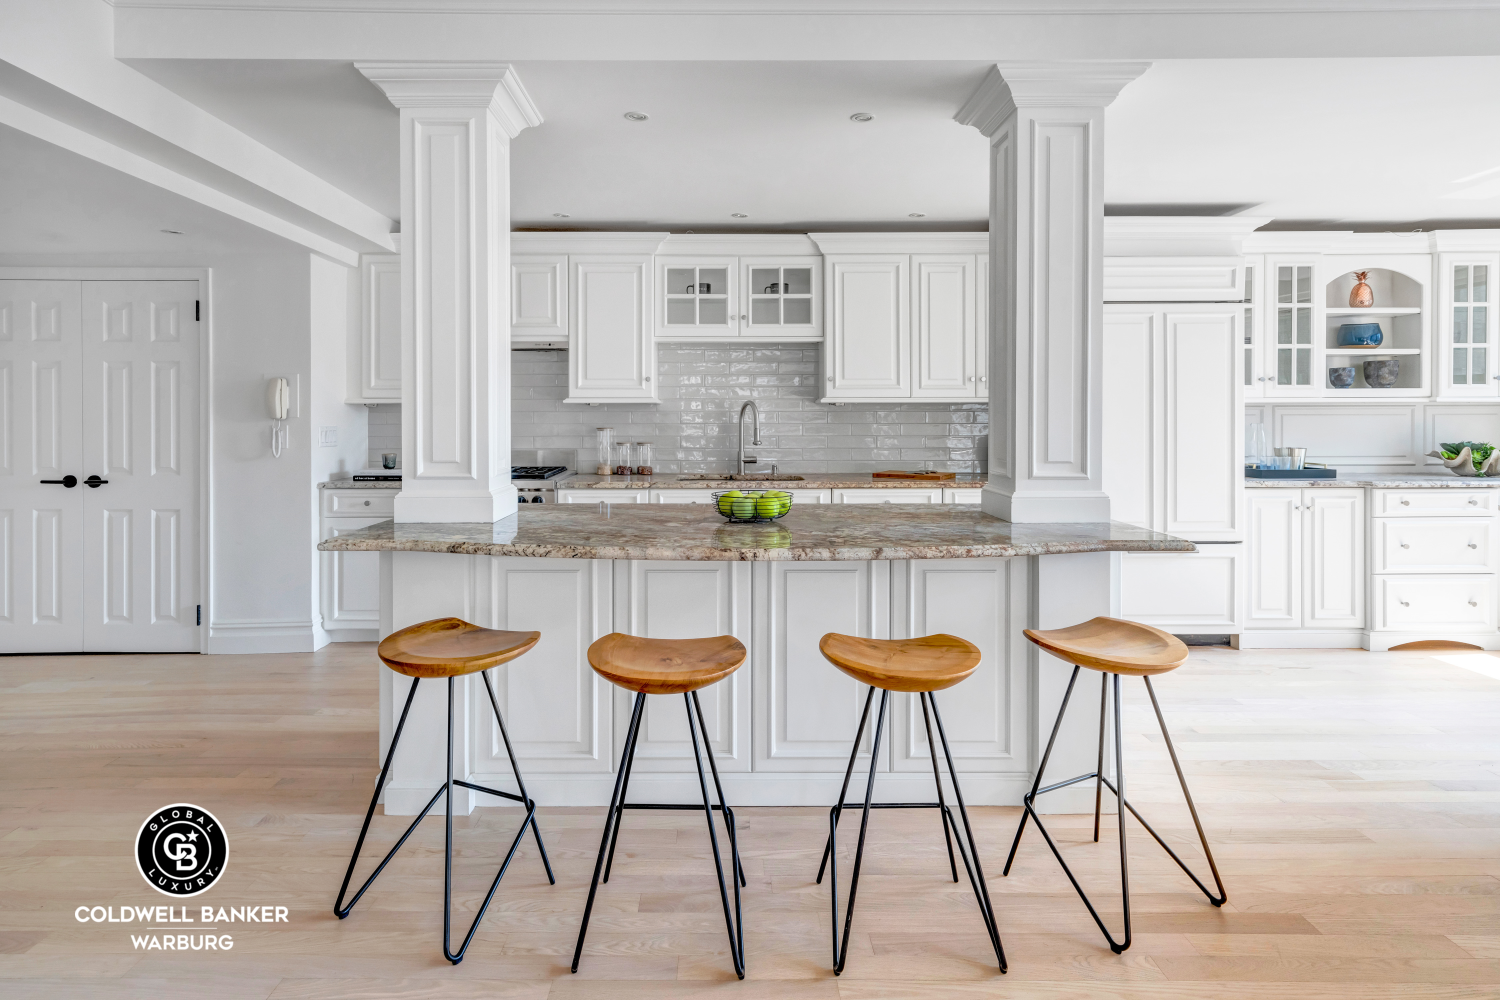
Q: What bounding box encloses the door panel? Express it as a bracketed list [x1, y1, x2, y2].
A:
[80, 282, 199, 651]
[912, 255, 974, 396]
[321, 517, 386, 628]
[1304, 489, 1364, 627]
[825, 256, 908, 397]
[1101, 308, 1158, 530]
[1246, 490, 1301, 628]
[1163, 309, 1241, 539]
[0, 281, 83, 652]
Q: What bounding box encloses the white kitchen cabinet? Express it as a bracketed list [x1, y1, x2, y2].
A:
[1119, 547, 1242, 634]
[1244, 488, 1364, 634]
[754, 560, 890, 774]
[1375, 488, 1497, 516]
[1375, 575, 1497, 632]
[822, 255, 909, 400]
[944, 488, 984, 503]
[1438, 254, 1499, 398]
[649, 488, 832, 505]
[348, 252, 401, 403]
[1373, 518, 1497, 574]
[912, 255, 977, 397]
[833, 488, 944, 504]
[558, 488, 649, 503]
[742, 258, 821, 339]
[566, 255, 657, 403]
[614, 561, 752, 772]
[975, 254, 989, 399]
[511, 254, 567, 342]
[657, 255, 739, 338]
[320, 516, 385, 634]
[1263, 257, 1321, 397]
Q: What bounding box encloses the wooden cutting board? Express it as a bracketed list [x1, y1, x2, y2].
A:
[872, 470, 957, 481]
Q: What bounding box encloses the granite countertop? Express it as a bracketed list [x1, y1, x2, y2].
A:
[560, 473, 988, 490]
[320, 478, 403, 489]
[317, 504, 1192, 562]
[1245, 475, 1500, 488]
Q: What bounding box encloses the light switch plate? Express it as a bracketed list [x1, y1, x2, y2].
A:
[319, 426, 338, 447]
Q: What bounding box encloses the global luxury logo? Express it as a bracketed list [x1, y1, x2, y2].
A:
[134, 803, 228, 897]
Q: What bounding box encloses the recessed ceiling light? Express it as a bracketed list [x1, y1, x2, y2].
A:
[731, 213, 748, 218]
[159, 228, 184, 235]
[623, 111, 649, 122]
[908, 213, 926, 218]
[553, 213, 570, 218]
[850, 113, 874, 123]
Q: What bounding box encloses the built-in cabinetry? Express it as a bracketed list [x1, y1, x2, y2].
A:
[346, 246, 402, 404]
[1244, 488, 1365, 639]
[655, 238, 822, 341]
[558, 487, 984, 504]
[318, 489, 390, 641]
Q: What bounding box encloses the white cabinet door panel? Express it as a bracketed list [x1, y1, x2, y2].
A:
[324, 490, 396, 517]
[1376, 575, 1497, 632]
[912, 255, 974, 397]
[321, 516, 385, 628]
[617, 561, 751, 772]
[511, 254, 566, 339]
[1304, 489, 1364, 628]
[568, 256, 655, 402]
[357, 254, 402, 400]
[1374, 517, 1497, 574]
[891, 559, 1022, 773]
[558, 489, 649, 503]
[974, 254, 989, 399]
[650, 491, 711, 504]
[824, 256, 909, 398]
[1102, 308, 1159, 530]
[477, 557, 614, 774]
[943, 488, 984, 503]
[1163, 310, 1240, 539]
[756, 561, 890, 771]
[833, 489, 943, 503]
[1119, 548, 1241, 631]
[1246, 490, 1301, 628]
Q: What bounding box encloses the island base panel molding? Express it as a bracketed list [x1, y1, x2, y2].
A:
[379, 552, 1080, 811]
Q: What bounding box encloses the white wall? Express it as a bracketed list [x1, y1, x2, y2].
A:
[1245, 401, 1500, 473]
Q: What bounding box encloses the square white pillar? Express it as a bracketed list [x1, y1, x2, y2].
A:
[358, 62, 542, 523]
[958, 62, 1148, 525]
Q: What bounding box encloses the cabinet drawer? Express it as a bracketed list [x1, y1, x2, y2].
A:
[833, 488, 944, 503]
[1374, 518, 1497, 574]
[1374, 489, 1498, 516]
[943, 488, 984, 503]
[323, 490, 396, 517]
[558, 489, 649, 503]
[1375, 575, 1497, 632]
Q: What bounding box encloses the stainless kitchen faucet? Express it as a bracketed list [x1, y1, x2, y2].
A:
[737, 401, 761, 475]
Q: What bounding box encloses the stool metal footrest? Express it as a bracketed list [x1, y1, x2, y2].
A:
[1002, 666, 1226, 955]
[333, 672, 556, 965]
[821, 686, 1006, 976]
[573, 690, 745, 979]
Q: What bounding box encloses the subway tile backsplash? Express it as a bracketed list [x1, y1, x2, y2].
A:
[371, 347, 988, 474]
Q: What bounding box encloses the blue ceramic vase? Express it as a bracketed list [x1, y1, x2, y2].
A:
[1337, 322, 1383, 347]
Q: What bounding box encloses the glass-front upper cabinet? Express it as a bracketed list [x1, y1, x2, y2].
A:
[742, 258, 821, 338]
[1264, 258, 1319, 396]
[656, 256, 739, 338]
[1242, 262, 1261, 398]
[1441, 255, 1499, 397]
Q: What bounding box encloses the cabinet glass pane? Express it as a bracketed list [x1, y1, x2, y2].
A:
[666, 298, 696, 325]
[750, 268, 779, 292]
[784, 268, 812, 295]
[1278, 267, 1292, 304]
[1476, 265, 1489, 303]
[1296, 306, 1311, 344]
[668, 268, 696, 294]
[750, 298, 780, 325]
[1277, 347, 1292, 384]
[1456, 265, 1470, 303]
[1474, 348, 1487, 383]
[1475, 305, 1488, 343]
[1244, 346, 1253, 386]
[698, 268, 727, 294]
[1455, 307, 1468, 344]
[1277, 308, 1292, 344]
[1243, 307, 1253, 345]
[1296, 266, 1312, 303]
[1295, 347, 1311, 385]
[699, 298, 728, 325]
[1455, 347, 1469, 384]
[1244, 265, 1254, 302]
[783, 297, 812, 325]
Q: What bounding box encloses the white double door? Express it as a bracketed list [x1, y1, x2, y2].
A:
[2, 279, 200, 653]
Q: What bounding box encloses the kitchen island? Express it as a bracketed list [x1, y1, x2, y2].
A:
[321, 505, 1192, 814]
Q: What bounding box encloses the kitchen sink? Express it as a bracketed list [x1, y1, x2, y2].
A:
[674, 474, 806, 482]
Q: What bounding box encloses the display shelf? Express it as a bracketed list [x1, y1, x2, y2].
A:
[1325, 347, 1421, 355]
[1326, 306, 1422, 317]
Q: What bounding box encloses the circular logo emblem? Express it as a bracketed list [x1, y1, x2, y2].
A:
[135, 804, 228, 897]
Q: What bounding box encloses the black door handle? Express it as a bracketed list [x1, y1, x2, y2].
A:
[41, 475, 79, 488]
[84, 475, 108, 488]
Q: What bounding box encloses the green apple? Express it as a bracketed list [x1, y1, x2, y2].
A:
[716, 490, 744, 515]
[756, 491, 792, 518]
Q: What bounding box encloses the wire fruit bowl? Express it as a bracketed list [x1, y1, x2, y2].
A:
[711, 490, 793, 523]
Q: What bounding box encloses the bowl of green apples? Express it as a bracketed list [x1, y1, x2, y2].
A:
[711, 489, 793, 523]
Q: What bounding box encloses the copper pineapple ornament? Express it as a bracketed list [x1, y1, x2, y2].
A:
[1349, 271, 1374, 308]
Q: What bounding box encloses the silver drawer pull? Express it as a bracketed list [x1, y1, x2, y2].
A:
[1471, 600, 1480, 607]
[1400, 499, 1410, 506]
[1470, 542, 1479, 549]
[1469, 498, 1480, 505]
[1400, 542, 1409, 548]
[1400, 600, 1410, 606]
[364, 500, 371, 506]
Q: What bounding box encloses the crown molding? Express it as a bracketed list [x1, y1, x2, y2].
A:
[1103, 216, 1272, 256]
[808, 232, 989, 254]
[512, 231, 671, 255]
[955, 62, 1151, 137]
[355, 62, 542, 136]
[658, 233, 820, 256]
[107, 1, 1500, 14]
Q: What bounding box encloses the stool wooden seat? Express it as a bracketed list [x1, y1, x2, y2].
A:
[586, 633, 746, 694]
[573, 632, 747, 979]
[1023, 617, 1186, 677]
[379, 617, 541, 678]
[815, 630, 1006, 976]
[336, 617, 553, 965]
[1004, 615, 1225, 956]
[819, 633, 980, 693]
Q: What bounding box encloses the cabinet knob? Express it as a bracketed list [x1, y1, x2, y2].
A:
[968, 376, 975, 382]
[1470, 542, 1479, 549]
[364, 500, 370, 506]
[1400, 499, 1410, 506]
[1469, 498, 1480, 505]
[980, 376, 987, 382]
[645, 376, 651, 382]
[827, 376, 833, 382]
[1400, 542, 1409, 548]
[740, 315, 746, 321]
[1471, 600, 1480, 606]
[1400, 600, 1410, 606]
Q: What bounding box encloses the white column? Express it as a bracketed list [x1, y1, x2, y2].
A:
[958, 62, 1148, 525]
[357, 62, 542, 523]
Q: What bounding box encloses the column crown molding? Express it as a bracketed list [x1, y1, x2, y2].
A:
[955, 61, 1151, 137]
[356, 61, 543, 136]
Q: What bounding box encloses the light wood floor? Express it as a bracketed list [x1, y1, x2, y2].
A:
[2, 643, 1499, 999]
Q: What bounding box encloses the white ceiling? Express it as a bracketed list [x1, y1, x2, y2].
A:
[0, 122, 300, 256]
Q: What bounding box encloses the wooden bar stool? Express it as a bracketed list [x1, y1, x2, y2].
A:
[334, 617, 556, 965]
[1002, 616, 1227, 954]
[572, 632, 747, 980]
[816, 632, 1007, 976]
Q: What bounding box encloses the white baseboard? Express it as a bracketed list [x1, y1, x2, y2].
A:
[1239, 629, 1365, 649]
[206, 619, 317, 654]
[323, 628, 380, 644]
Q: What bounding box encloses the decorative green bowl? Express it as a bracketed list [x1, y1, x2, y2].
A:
[710, 489, 793, 523]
